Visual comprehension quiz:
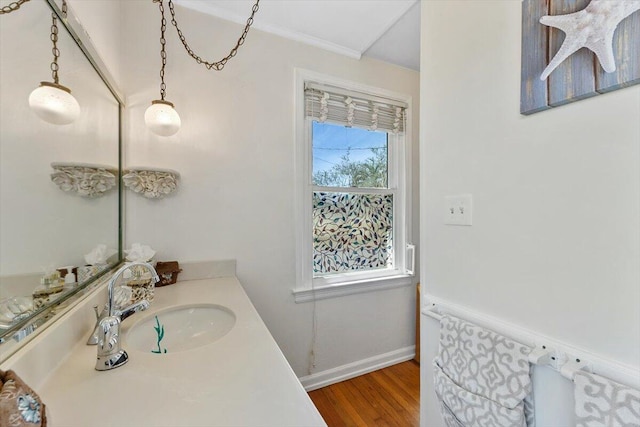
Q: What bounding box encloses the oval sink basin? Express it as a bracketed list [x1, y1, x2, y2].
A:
[126, 304, 236, 354]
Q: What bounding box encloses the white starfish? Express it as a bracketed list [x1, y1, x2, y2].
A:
[539, 0, 640, 80]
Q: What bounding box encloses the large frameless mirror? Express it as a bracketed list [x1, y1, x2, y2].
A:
[0, 0, 123, 361]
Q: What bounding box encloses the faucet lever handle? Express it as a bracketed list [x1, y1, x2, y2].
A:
[116, 299, 150, 322]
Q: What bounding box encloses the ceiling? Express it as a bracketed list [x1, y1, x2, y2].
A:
[176, 0, 421, 71]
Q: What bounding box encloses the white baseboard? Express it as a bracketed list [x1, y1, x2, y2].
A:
[299, 346, 416, 392]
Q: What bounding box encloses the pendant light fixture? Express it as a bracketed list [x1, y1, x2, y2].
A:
[145, 0, 180, 137]
[145, 0, 260, 137]
[28, 0, 80, 125]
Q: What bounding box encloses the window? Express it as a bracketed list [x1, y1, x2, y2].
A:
[294, 71, 414, 302]
[312, 122, 393, 276]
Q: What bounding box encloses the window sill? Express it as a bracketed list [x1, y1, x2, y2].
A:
[292, 274, 414, 303]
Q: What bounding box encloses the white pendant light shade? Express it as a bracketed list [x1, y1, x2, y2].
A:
[28, 82, 80, 125]
[145, 100, 181, 136]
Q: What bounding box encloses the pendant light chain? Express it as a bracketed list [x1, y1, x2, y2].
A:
[154, 0, 168, 101]
[167, 0, 260, 71]
[49, 0, 67, 85]
[50, 10, 60, 84]
[145, 0, 259, 137]
[1, 0, 67, 85]
[0, 0, 29, 15]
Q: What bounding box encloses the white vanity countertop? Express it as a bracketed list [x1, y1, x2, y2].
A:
[38, 277, 327, 427]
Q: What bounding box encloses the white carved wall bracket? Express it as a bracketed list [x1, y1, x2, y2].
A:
[123, 167, 180, 199]
[50, 162, 117, 198]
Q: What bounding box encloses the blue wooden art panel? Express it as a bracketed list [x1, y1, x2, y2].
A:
[521, 0, 640, 115]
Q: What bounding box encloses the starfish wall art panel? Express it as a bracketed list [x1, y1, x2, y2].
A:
[521, 0, 640, 115]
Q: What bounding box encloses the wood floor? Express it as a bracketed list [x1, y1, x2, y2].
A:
[308, 361, 420, 427]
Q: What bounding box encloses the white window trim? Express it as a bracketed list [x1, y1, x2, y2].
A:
[293, 274, 414, 303]
[293, 69, 415, 303]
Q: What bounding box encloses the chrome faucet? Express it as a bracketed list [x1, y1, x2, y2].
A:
[94, 262, 159, 371]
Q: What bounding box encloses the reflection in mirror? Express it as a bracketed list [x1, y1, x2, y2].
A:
[0, 0, 122, 358]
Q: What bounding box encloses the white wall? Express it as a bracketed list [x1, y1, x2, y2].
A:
[120, 2, 420, 378]
[420, 1, 640, 426]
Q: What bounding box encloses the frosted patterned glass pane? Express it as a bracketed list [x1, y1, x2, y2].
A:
[313, 192, 393, 276]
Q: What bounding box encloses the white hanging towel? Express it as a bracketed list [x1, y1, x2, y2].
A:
[434, 314, 534, 427]
[574, 371, 640, 427]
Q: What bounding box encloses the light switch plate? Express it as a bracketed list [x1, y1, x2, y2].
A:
[444, 194, 473, 226]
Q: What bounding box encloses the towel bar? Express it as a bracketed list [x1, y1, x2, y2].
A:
[422, 297, 640, 389]
[425, 305, 557, 368]
[423, 304, 442, 321]
[424, 302, 587, 375]
[528, 346, 554, 365]
[560, 358, 591, 381]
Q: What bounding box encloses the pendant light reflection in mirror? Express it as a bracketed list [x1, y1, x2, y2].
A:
[28, 0, 81, 125]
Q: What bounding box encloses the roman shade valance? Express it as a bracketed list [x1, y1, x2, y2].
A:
[304, 82, 407, 133]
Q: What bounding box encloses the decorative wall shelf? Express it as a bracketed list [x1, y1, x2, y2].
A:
[123, 167, 180, 199]
[50, 162, 117, 198]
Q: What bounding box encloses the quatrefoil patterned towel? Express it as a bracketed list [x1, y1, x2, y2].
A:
[434, 314, 534, 427]
[574, 371, 640, 427]
[0, 370, 47, 427]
